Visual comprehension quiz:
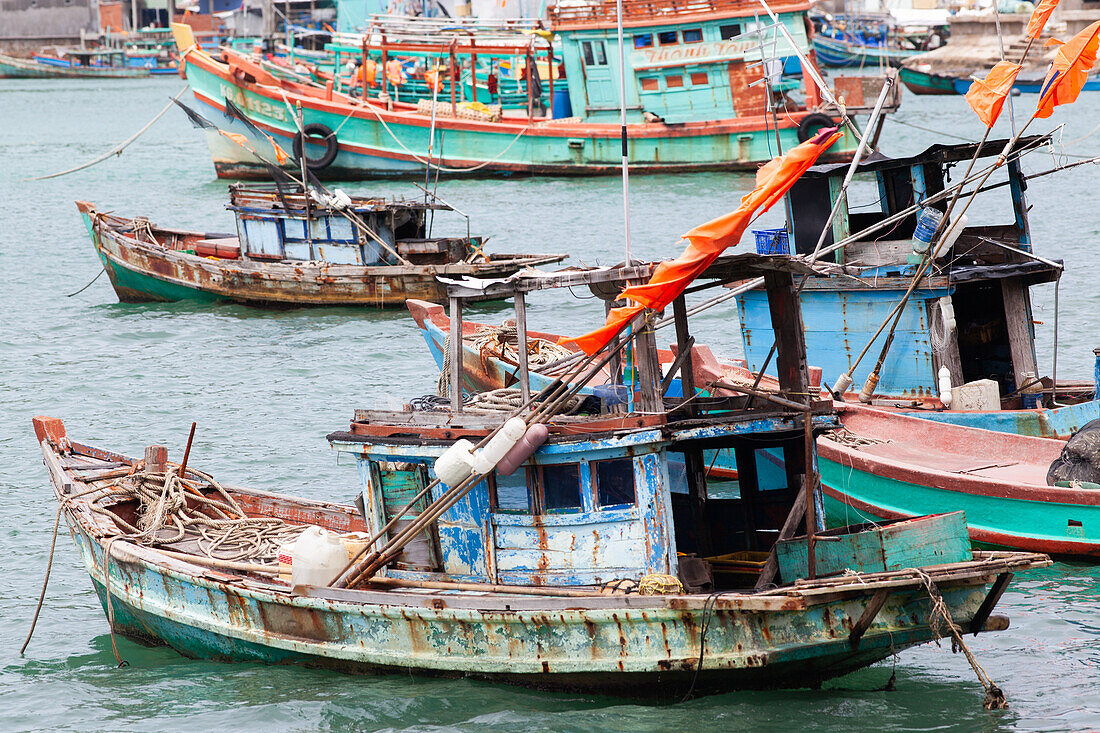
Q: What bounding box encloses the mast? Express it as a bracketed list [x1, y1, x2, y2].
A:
[616, 0, 631, 261]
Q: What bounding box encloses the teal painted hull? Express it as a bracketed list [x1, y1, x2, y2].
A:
[817, 407, 1100, 557]
[182, 48, 857, 180]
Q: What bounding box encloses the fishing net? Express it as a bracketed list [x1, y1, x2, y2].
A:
[1046, 418, 1100, 485]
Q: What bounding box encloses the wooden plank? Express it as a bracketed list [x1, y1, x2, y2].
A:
[762, 270, 810, 399]
[449, 297, 463, 412]
[848, 588, 890, 649]
[969, 571, 1013, 636]
[672, 296, 696, 413]
[1001, 277, 1039, 388]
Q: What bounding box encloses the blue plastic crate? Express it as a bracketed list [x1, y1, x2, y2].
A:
[753, 228, 790, 255]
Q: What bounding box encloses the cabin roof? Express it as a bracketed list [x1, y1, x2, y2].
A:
[439, 252, 840, 300]
[803, 134, 1052, 178]
[549, 0, 810, 30]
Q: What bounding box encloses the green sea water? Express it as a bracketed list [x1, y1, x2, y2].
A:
[1, 76, 1098, 731]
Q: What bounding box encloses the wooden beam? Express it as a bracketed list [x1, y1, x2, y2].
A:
[672, 295, 696, 414]
[449, 297, 463, 412]
[969, 571, 1013, 636]
[849, 588, 890, 648]
[1002, 278, 1039, 388]
[514, 292, 531, 403]
[763, 270, 810, 399]
[633, 314, 662, 412]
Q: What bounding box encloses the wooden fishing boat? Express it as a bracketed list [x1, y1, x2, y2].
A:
[812, 34, 920, 68]
[0, 50, 160, 79]
[817, 403, 1100, 557]
[732, 136, 1100, 438]
[169, 0, 892, 180]
[898, 64, 958, 94]
[76, 186, 565, 307]
[31, 253, 1049, 696]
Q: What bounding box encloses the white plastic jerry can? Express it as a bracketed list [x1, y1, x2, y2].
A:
[291, 526, 348, 587]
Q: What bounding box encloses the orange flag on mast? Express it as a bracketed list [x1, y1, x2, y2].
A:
[561, 128, 844, 356]
[1025, 0, 1060, 40]
[965, 61, 1023, 127]
[1036, 20, 1100, 119]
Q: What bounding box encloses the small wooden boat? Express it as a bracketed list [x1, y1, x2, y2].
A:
[817, 403, 1100, 558]
[31, 254, 1048, 696]
[813, 35, 921, 69]
[76, 186, 565, 308]
[901, 62, 1100, 96]
[898, 65, 958, 95]
[0, 49, 168, 79]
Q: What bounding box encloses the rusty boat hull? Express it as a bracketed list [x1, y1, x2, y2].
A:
[35, 417, 1048, 697]
[77, 202, 565, 308]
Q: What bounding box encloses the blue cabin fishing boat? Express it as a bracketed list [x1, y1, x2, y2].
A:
[733, 135, 1100, 438]
[811, 13, 926, 69]
[172, 0, 898, 179]
[30, 255, 1048, 697]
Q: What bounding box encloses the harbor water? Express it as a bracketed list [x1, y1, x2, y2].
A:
[1, 77, 1098, 730]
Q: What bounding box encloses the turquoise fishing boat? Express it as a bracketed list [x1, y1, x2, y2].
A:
[817, 403, 1100, 558]
[76, 185, 565, 307]
[31, 254, 1048, 696]
[898, 64, 957, 94]
[170, 0, 888, 180]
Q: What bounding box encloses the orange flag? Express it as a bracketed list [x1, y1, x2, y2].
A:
[1026, 0, 1059, 40]
[965, 61, 1022, 127]
[1036, 20, 1100, 119]
[561, 128, 844, 355]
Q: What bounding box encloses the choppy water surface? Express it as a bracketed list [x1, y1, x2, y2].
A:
[1, 77, 1098, 731]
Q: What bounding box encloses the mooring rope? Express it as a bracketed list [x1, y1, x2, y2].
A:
[916, 569, 1007, 710]
[19, 503, 63, 656]
[27, 88, 188, 181]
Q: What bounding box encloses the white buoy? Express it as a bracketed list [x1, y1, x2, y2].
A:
[832, 373, 853, 399]
[939, 366, 953, 408]
[434, 439, 478, 487]
[939, 295, 956, 333]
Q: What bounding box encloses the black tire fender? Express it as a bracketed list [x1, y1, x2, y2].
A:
[292, 123, 339, 170]
[797, 112, 837, 143]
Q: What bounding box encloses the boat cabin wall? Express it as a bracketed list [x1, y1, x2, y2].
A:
[234, 209, 401, 265]
[558, 10, 810, 124]
[352, 441, 676, 586]
[736, 286, 946, 398]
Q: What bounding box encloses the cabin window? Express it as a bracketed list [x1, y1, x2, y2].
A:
[682, 28, 703, 43]
[658, 31, 679, 45]
[634, 33, 654, 48]
[665, 74, 684, 88]
[581, 40, 608, 67]
[640, 77, 659, 91]
[594, 458, 636, 508]
[492, 470, 531, 512]
[539, 464, 583, 513]
[720, 24, 742, 40]
[690, 71, 709, 85]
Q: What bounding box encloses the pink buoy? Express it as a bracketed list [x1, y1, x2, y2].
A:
[496, 423, 549, 476]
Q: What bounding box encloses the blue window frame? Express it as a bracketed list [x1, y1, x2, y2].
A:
[634, 33, 653, 48]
